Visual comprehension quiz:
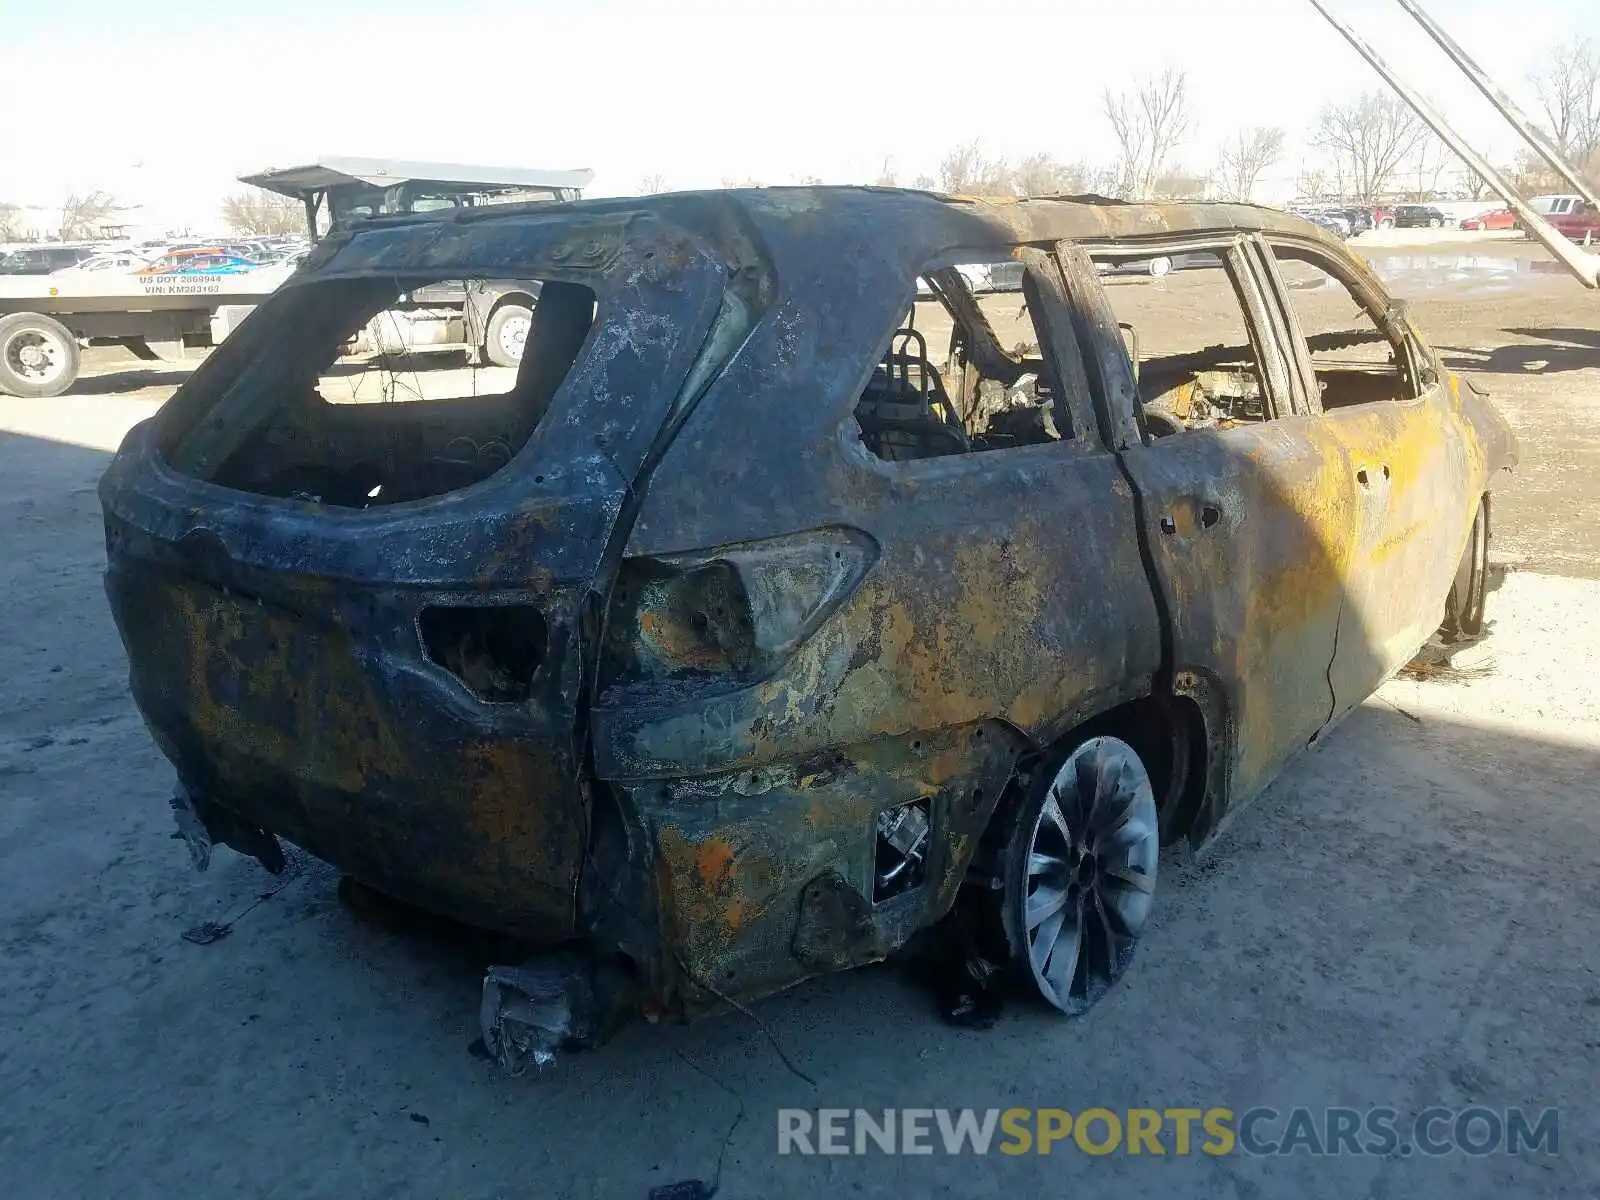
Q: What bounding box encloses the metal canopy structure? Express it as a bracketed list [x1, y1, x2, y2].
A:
[1306, 0, 1600, 289]
[238, 156, 595, 241]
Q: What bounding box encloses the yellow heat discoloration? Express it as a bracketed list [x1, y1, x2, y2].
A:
[150, 575, 581, 931]
[835, 528, 1082, 741]
[655, 823, 797, 953]
[166, 580, 403, 795]
[459, 741, 572, 890]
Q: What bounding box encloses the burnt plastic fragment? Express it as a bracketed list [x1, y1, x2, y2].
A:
[170, 783, 287, 875]
[479, 955, 594, 1076]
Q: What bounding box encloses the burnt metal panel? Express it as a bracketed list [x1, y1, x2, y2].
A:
[101, 211, 729, 939]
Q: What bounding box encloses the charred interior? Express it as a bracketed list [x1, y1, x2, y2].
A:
[160, 275, 597, 507]
[419, 603, 549, 703]
[853, 264, 1070, 461]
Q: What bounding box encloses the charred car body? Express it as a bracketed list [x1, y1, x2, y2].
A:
[99, 187, 1514, 1064]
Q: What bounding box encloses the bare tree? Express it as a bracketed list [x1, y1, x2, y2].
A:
[0, 202, 20, 241]
[1511, 145, 1570, 195]
[220, 189, 303, 237]
[58, 190, 122, 240]
[1529, 37, 1600, 165]
[1453, 162, 1495, 201]
[637, 173, 670, 194]
[1104, 91, 1148, 198]
[1011, 153, 1092, 197]
[1150, 169, 1208, 200]
[873, 156, 899, 187]
[1296, 164, 1332, 202]
[1312, 92, 1430, 203]
[1407, 135, 1453, 200]
[1216, 126, 1286, 202]
[1103, 68, 1194, 199]
[936, 140, 1013, 195]
[719, 176, 766, 189]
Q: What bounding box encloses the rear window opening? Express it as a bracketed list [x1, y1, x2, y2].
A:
[163, 274, 597, 507]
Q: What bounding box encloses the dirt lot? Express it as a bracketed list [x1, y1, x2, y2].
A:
[3, 236, 1599, 1198]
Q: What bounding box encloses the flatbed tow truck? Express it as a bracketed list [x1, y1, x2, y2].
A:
[0, 157, 592, 399]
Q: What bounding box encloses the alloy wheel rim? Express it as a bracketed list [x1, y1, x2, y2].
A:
[1022, 736, 1158, 1014]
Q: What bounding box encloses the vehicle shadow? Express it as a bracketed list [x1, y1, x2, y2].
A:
[61, 351, 480, 399]
[1439, 326, 1600, 376]
[1503, 326, 1600, 349]
[68, 368, 194, 395]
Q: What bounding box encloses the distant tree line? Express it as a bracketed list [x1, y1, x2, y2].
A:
[219, 189, 304, 236]
[631, 36, 1597, 209]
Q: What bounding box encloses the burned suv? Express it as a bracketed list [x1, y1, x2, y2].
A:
[100, 188, 1514, 1063]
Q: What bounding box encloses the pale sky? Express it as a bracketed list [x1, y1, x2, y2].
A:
[0, 0, 1586, 231]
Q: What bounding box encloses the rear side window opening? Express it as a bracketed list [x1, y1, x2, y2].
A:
[162, 274, 597, 508]
[854, 257, 1077, 462]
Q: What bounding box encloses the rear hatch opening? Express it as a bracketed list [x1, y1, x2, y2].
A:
[160, 274, 597, 507]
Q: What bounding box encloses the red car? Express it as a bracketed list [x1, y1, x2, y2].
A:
[1461, 208, 1516, 231]
[1550, 201, 1600, 243]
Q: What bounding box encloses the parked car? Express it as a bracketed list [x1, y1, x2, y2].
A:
[1341, 207, 1375, 235]
[1307, 210, 1352, 238]
[1460, 208, 1516, 231]
[1393, 204, 1448, 229]
[1095, 252, 1217, 277]
[98, 188, 1515, 1067]
[50, 250, 154, 275]
[137, 250, 261, 276]
[0, 245, 97, 275]
[1531, 194, 1582, 216]
[1549, 200, 1600, 243]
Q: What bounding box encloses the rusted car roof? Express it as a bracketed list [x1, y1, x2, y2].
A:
[292, 186, 1345, 276]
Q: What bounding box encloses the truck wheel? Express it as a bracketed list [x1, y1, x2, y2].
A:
[0, 313, 80, 398]
[1429, 217, 1444, 229]
[1147, 256, 1174, 278]
[996, 735, 1159, 1015]
[484, 303, 532, 368]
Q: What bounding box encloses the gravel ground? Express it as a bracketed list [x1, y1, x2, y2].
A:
[2, 238, 1598, 1198]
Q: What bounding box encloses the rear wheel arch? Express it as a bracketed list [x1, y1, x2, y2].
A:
[983, 686, 1216, 855]
[959, 690, 1209, 1014]
[1443, 492, 1491, 640]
